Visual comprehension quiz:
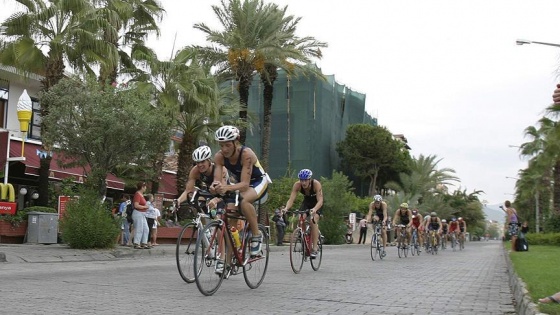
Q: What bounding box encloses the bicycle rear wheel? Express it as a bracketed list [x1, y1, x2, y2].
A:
[243, 224, 270, 289]
[311, 232, 323, 271]
[370, 233, 377, 261]
[290, 228, 305, 273]
[451, 234, 456, 251]
[397, 239, 404, 258]
[194, 221, 224, 296]
[460, 236, 464, 250]
[176, 222, 198, 283]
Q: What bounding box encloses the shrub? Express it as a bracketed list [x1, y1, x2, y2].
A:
[526, 232, 560, 246]
[543, 213, 560, 233]
[59, 188, 120, 249]
[320, 171, 356, 245]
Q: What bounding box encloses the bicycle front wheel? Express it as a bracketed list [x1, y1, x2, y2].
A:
[411, 233, 417, 256]
[176, 222, 198, 283]
[243, 224, 270, 289]
[311, 232, 323, 271]
[397, 239, 404, 258]
[370, 233, 377, 261]
[289, 228, 305, 274]
[194, 221, 224, 296]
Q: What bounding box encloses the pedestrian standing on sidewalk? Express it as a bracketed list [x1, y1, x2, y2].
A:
[503, 200, 518, 252]
[358, 217, 368, 244]
[132, 182, 151, 249]
[271, 206, 287, 246]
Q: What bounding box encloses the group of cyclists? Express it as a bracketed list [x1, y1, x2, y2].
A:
[177, 125, 323, 275]
[366, 195, 467, 255]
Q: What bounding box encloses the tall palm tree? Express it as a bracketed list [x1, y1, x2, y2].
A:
[0, 0, 116, 206]
[520, 116, 558, 213]
[194, 0, 289, 143]
[258, 4, 327, 170]
[132, 47, 240, 194]
[91, 0, 164, 84]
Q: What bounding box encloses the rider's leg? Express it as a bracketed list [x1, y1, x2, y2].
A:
[311, 213, 320, 252]
[381, 226, 387, 248]
[239, 189, 261, 237]
[406, 226, 412, 245]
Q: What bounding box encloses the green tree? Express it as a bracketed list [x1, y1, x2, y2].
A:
[132, 46, 240, 193]
[0, 0, 115, 206]
[336, 124, 411, 196]
[39, 76, 172, 197]
[194, 0, 292, 143]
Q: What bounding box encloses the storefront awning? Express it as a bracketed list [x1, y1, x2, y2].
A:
[8, 140, 125, 190]
[158, 171, 178, 200]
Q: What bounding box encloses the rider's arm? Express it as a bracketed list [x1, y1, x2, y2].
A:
[382, 202, 388, 224]
[311, 180, 323, 213]
[406, 210, 412, 227]
[366, 203, 374, 222]
[210, 152, 225, 195]
[177, 166, 198, 204]
[284, 181, 300, 211]
[437, 218, 442, 233]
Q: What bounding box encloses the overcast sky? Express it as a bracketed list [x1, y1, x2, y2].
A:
[3, 0, 560, 206]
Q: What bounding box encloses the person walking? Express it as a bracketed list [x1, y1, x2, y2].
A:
[503, 200, 519, 252]
[358, 217, 368, 244]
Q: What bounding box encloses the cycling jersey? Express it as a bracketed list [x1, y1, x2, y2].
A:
[459, 221, 466, 232]
[442, 223, 448, 234]
[449, 221, 459, 231]
[195, 164, 217, 190]
[396, 209, 410, 225]
[224, 146, 266, 185]
[412, 216, 421, 228]
[373, 203, 385, 221]
[299, 179, 322, 215]
[428, 217, 440, 231]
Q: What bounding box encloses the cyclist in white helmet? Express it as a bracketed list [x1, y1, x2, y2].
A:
[210, 125, 270, 259]
[176, 145, 229, 210]
[366, 194, 388, 256]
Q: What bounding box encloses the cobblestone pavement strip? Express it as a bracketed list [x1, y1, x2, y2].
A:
[0, 241, 516, 315]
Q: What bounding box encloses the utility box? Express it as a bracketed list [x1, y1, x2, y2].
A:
[27, 212, 58, 244]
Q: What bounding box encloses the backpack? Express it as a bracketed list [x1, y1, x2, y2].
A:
[516, 235, 528, 251]
[125, 201, 134, 223]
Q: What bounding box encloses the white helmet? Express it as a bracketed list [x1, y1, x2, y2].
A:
[192, 146, 212, 162]
[373, 195, 382, 202]
[215, 125, 239, 141]
[441, 219, 447, 223]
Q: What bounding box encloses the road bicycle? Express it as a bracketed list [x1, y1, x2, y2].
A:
[193, 191, 269, 296]
[459, 232, 465, 250]
[289, 209, 323, 273]
[427, 229, 438, 255]
[450, 232, 458, 251]
[441, 232, 447, 250]
[175, 188, 215, 283]
[395, 224, 408, 258]
[370, 221, 385, 261]
[410, 227, 420, 256]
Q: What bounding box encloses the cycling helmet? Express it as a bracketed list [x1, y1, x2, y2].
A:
[430, 212, 437, 217]
[412, 210, 418, 215]
[373, 194, 382, 202]
[192, 145, 212, 162]
[400, 202, 409, 209]
[215, 125, 239, 141]
[451, 217, 457, 222]
[458, 217, 463, 221]
[298, 169, 313, 180]
[441, 219, 447, 223]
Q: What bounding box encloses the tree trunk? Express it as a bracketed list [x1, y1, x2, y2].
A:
[176, 131, 197, 195]
[37, 156, 51, 207]
[554, 160, 560, 214]
[238, 74, 252, 144]
[260, 65, 277, 172]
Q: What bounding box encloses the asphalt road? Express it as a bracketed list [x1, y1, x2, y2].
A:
[0, 241, 515, 315]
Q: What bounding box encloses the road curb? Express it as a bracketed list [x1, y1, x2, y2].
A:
[503, 246, 547, 315]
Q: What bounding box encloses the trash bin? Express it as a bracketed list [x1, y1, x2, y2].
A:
[26, 211, 58, 244]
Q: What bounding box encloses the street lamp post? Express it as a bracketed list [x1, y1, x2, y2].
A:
[516, 39, 560, 48]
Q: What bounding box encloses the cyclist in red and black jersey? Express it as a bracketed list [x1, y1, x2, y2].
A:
[448, 217, 460, 242]
[411, 209, 424, 249]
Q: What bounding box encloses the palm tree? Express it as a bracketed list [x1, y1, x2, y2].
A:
[0, 0, 116, 206]
[91, 0, 165, 84]
[131, 47, 240, 194]
[520, 116, 559, 213]
[194, 0, 290, 143]
[257, 4, 326, 170]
